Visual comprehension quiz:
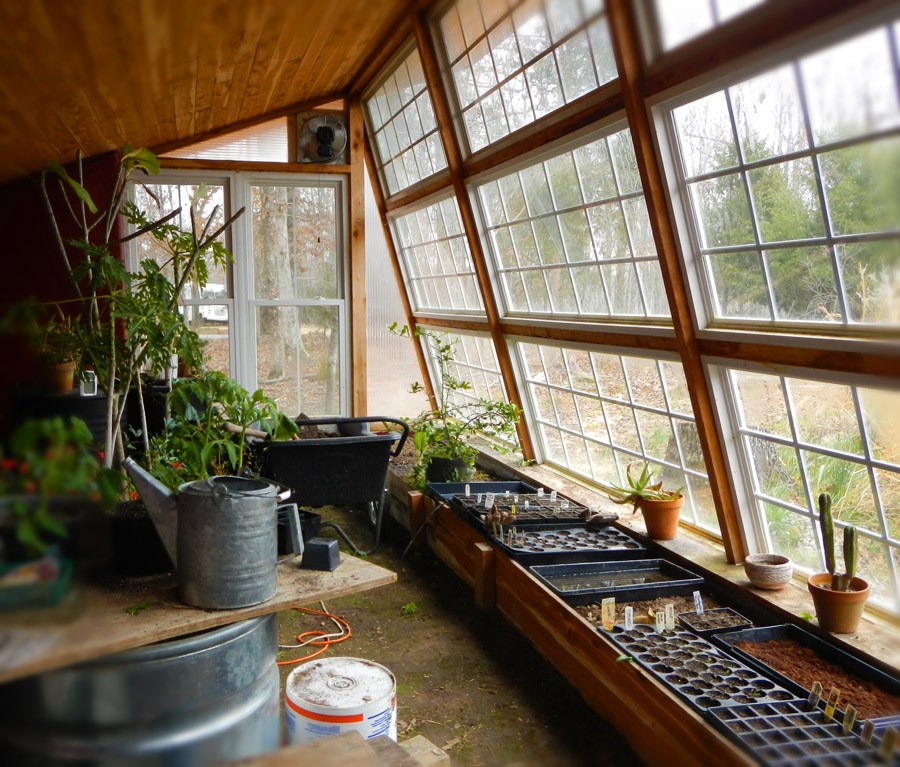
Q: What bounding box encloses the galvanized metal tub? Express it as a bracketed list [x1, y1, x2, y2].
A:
[0, 615, 279, 766]
[177, 476, 280, 609]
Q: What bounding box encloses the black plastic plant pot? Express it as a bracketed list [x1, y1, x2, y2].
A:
[603, 625, 797, 713]
[677, 608, 753, 638]
[705, 700, 897, 767]
[711, 624, 900, 725]
[490, 523, 646, 565]
[530, 558, 704, 604]
[277, 508, 321, 554]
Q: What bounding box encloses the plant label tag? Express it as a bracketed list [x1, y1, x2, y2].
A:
[510, 504, 516, 516]
[465, 484, 470, 497]
[601, 598, 615, 631]
[524, 500, 530, 509]
[624, 606, 634, 632]
[664, 604, 676, 632]
[514, 494, 519, 504]
[538, 488, 544, 498]
[824, 687, 840, 719]
[484, 493, 495, 509]
[477, 493, 483, 505]
[879, 726, 898, 760]
[808, 681, 823, 708]
[550, 490, 557, 502]
[655, 611, 666, 634]
[693, 591, 704, 615]
[861, 720, 875, 745]
[842, 705, 857, 734]
[560, 499, 569, 510]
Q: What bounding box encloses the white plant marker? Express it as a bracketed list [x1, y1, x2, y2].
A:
[537, 488, 544, 498]
[601, 598, 616, 631]
[624, 606, 634, 632]
[484, 492, 495, 509]
[693, 591, 704, 615]
[465, 484, 470, 497]
[808, 681, 823, 708]
[560, 499, 569, 510]
[664, 604, 675, 632]
[549, 490, 557, 503]
[842, 705, 857, 734]
[524, 499, 530, 509]
[477, 493, 483, 505]
[655, 611, 666, 635]
[861, 720, 875, 745]
[879, 726, 898, 760]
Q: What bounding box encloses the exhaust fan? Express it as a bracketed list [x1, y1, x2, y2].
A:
[298, 113, 348, 164]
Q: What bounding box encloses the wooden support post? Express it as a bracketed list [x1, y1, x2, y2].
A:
[408, 490, 426, 548]
[472, 542, 496, 611]
[349, 98, 367, 415]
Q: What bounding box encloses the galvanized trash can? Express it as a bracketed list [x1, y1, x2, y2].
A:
[0, 615, 280, 766]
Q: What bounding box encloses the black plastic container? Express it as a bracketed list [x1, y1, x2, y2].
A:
[706, 700, 899, 767]
[530, 558, 704, 604]
[605, 624, 796, 712]
[677, 608, 753, 638]
[489, 523, 646, 565]
[711, 624, 900, 724]
[277, 507, 322, 554]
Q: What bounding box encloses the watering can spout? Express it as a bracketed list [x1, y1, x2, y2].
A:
[122, 457, 178, 566]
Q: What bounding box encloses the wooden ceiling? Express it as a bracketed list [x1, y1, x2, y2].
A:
[0, 0, 415, 183]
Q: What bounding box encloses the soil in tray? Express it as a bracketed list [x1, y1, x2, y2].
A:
[680, 609, 748, 633]
[575, 593, 723, 626]
[735, 638, 900, 720]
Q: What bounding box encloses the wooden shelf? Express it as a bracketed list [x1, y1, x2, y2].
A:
[0, 554, 396, 685]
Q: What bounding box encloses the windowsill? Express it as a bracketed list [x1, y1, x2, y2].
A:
[474, 446, 900, 675]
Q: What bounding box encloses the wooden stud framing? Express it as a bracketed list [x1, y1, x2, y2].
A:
[472, 542, 496, 611]
[413, 12, 535, 462]
[349, 98, 367, 415]
[608, 0, 746, 563]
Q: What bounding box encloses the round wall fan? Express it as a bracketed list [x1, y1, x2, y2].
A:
[298, 114, 348, 163]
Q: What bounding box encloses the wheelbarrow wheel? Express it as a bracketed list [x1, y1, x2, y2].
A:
[366, 501, 378, 530]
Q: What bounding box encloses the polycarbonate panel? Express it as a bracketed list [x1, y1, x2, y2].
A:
[516, 340, 713, 533]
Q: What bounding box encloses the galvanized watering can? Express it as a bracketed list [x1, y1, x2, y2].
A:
[122, 458, 300, 610]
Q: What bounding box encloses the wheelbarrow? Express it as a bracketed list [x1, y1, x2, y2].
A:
[256, 416, 409, 556]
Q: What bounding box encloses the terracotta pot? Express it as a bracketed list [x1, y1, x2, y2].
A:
[638, 495, 684, 540]
[807, 573, 870, 633]
[45, 360, 76, 393]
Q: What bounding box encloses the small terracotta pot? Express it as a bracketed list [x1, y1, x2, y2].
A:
[638, 495, 684, 540]
[45, 360, 76, 393]
[744, 554, 793, 590]
[807, 573, 870, 633]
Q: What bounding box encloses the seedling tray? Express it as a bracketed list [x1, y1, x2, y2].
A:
[530, 558, 704, 604]
[489, 523, 645, 565]
[677, 608, 753, 638]
[605, 624, 796, 712]
[0, 559, 73, 611]
[424, 481, 538, 506]
[706, 700, 899, 766]
[711, 624, 900, 724]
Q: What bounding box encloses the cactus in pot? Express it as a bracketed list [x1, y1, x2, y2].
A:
[817, 492, 857, 592]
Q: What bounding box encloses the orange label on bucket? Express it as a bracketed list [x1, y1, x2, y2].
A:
[285, 696, 364, 724]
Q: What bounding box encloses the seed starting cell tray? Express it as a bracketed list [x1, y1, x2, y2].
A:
[530, 558, 704, 604]
[707, 700, 900, 767]
[489, 523, 645, 565]
[605, 624, 797, 712]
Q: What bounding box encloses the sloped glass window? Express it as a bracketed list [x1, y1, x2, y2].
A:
[724, 367, 900, 613]
[517, 340, 715, 533]
[476, 127, 671, 320]
[439, 0, 617, 154]
[364, 47, 448, 196]
[651, 0, 764, 53]
[392, 196, 485, 314]
[670, 24, 900, 335]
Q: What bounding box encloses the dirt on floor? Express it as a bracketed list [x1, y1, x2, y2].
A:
[276, 504, 643, 767]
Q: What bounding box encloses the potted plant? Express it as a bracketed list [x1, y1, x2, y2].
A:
[808, 492, 869, 633]
[597, 462, 684, 540]
[391, 323, 520, 490]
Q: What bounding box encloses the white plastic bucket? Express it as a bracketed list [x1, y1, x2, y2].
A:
[284, 656, 397, 744]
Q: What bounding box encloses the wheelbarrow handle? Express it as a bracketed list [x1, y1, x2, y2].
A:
[292, 416, 410, 457]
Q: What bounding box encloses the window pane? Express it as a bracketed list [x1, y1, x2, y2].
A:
[519, 341, 713, 532]
[187, 304, 231, 377]
[251, 185, 337, 300]
[670, 21, 900, 335]
[652, 0, 764, 53]
[256, 305, 341, 416]
[364, 45, 446, 197]
[440, 0, 615, 153]
[479, 127, 670, 321]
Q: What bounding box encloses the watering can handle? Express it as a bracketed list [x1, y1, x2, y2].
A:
[207, 476, 293, 505]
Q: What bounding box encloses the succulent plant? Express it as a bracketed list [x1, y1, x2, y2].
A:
[817, 492, 858, 591]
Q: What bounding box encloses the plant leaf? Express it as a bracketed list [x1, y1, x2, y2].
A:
[44, 161, 98, 213]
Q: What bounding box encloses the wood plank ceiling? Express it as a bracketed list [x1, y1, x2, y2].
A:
[0, 0, 412, 183]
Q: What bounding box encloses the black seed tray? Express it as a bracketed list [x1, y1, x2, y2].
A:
[530, 558, 704, 604]
[489, 523, 645, 565]
[711, 625, 900, 725]
[706, 700, 900, 766]
[458, 494, 589, 525]
[677, 607, 753, 639]
[605, 625, 797, 714]
[424, 481, 538, 506]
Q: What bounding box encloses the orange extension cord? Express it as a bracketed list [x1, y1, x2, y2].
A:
[276, 605, 352, 666]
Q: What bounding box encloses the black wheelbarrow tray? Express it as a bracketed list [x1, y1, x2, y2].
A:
[258, 416, 409, 556]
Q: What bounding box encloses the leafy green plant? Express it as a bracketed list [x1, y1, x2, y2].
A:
[595, 462, 683, 512]
[0, 417, 121, 556]
[390, 323, 520, 490]
[143, 371, 297, 487]
[401, 602, 417, 615]
[816, 491, 859, 591]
